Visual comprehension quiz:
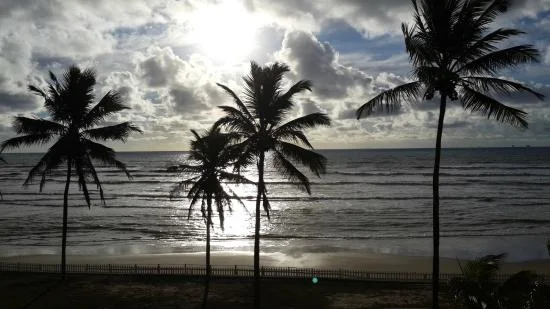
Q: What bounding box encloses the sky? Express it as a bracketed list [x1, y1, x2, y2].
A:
[0, 0, 549, 152]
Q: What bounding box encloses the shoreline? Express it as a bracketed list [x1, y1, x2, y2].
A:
[3, 251, 550, 274]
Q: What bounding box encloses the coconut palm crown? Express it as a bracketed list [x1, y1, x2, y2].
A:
[169, 126, 251, 229]
[169, 126, 251, 309]
[0, 65, 142, 276]
[215, 61, 331, 309]
[356, 1, 543, 308]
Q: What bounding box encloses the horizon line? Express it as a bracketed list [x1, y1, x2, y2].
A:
[1, 145, 548, 154]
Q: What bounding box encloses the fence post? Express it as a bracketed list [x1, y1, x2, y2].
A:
[109, 264, 112, 273]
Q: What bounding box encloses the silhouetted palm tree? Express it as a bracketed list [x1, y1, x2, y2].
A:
[356, 1, 543, 308]
[449, 254, 549, 309]
[0, 155, 5, 199]
[215, 61, 331, 309]
[169, 126, 250, 309]
[0, 66, 142, 277]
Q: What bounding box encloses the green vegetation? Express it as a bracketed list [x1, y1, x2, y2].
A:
[450, 254, 550, 309]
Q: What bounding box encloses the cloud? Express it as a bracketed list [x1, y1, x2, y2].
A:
[134, 47, 222, 117]
[277, 31, 373, 99]
[0, 0, 549, 150]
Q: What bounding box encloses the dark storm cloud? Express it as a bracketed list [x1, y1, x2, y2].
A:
[0, 91, 39, 113]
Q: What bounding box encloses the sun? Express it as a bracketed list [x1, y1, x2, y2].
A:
[189, 3, 259, 63]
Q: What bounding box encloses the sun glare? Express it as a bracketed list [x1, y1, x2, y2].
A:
[189, 3, 259, 63]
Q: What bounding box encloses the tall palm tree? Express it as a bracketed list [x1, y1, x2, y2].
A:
[0, 155, 5, 199]
[0, 66, 142, 277]
[215, 61, 331, 309]
[169, 126, 251, 309]
[449, 254, 549, 309]
[356, 1, 543, 308]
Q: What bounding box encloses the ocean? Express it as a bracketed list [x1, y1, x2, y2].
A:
[0, 148, 549, 262]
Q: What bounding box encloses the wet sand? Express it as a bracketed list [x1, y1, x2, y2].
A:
[3, 251, 550, 274]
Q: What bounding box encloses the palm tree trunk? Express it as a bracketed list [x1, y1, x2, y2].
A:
[61, 159, 72, 278]
[432, 94, 447, 309]
[202, 195, 212, 309]
[254, 151, 265, 309]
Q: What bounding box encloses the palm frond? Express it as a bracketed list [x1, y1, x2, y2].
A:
[460, 85, 528, 128]
[272, 150, 311, 194]
[28, 85, 47, 98]
[262, 189, 271, 220]
[13, 117, 66, 135]
[62, 66, 97, 119]
[74, 159, 91, 208]
[84, 122, 142, 142]
[498, 270, 537, 304]
[82, 90, 130, 128]
[462, 76, 544, 100]
[273, 113, 331, 138]
[169, 179, 198, 200]
[0, 134, 54, 152]
[402, 23, 438, 66]
[273, 130, 313, 149]
[453, 28, 524, 67]
[216, 105, 256, 134]
[458, 45, 540, 75]
[475, 0, 510, 28]
[83, 139, 132, 179]
[84, 154, 105, 204]
[23, 138, 68, 189]
[216, 83, 254, 121]
[270, 80, 313, 120]
[275, 141, 327, 177]
[357, 81, 422, 119]
[219, 171, 253, 184]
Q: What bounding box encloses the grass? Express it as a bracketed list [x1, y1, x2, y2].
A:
[1, 272, 453, 309]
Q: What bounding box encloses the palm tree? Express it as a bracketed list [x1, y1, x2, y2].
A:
[169, 126, 251, 309]
[0, 155, 5, 199]
[0, 66, 142, 277]
[356, 1, 543, 307]
[215, 61, 331, 308]
[449, 254, 549, 309]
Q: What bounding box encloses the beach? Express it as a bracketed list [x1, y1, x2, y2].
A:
[2, 251, 549, 308]
[4, 252, 550, 274]
[1, 272, 444, 309]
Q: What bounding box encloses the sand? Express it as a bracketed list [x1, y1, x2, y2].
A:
[3, 251, 550, 274]
[1, 272, 445, 309]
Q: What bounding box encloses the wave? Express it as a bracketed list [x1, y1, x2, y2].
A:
[331, 171, 550, 177]
[4, 195, 548, 207]
[488, 218, 550, 225]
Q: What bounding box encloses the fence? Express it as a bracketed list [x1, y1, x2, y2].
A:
[1, 262, 549, 283]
